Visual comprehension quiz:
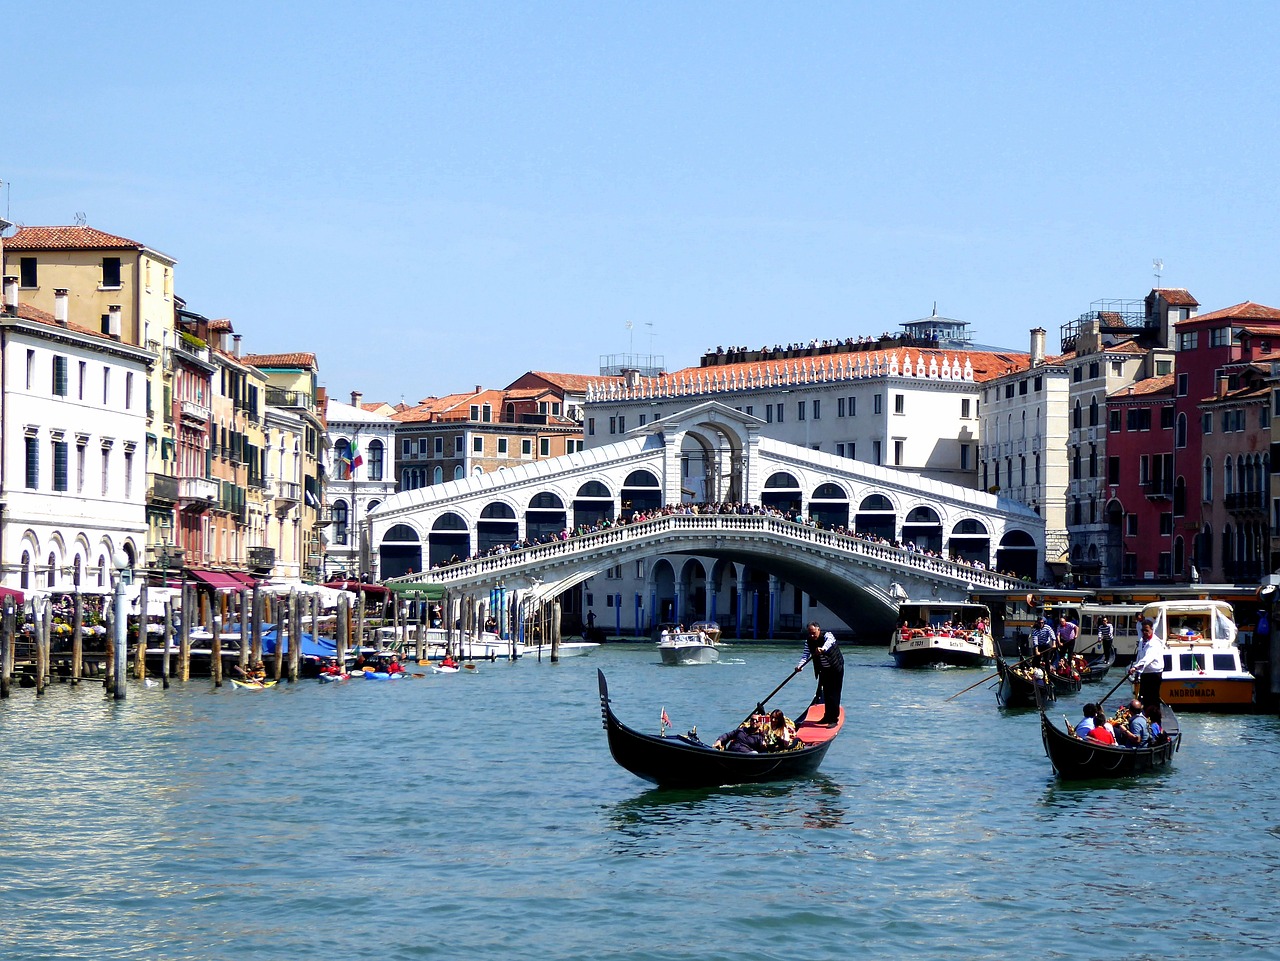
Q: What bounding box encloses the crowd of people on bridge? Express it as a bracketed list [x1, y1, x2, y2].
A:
[423, 500, 1037, 585]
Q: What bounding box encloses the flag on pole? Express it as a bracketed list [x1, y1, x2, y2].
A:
[349, 440, 363, 471]
[660, 706, 671, 733]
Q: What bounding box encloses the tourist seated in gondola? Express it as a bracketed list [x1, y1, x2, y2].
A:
[764, 709, 797, 750]
[1074, 703, 1099, 739]
[1113, 699, 1150, 748]
[1147, 704, 1167, 744]
[1085, 710, 1116, 745]
[713, 714, 770, 753]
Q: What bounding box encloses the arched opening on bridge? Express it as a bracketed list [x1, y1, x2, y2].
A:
[574, 480, 615, 528]
[948, 518, 990, 566]
[680, 421, 746, 503]
[621, 469, 662, 520]
[808, 482, 849, 529]
[525, 491, 566, 542]
[477, 502, 518, 554]
[901, 506, 943, 553]
[855, 494, 897, 541]
[995, 529, 1037, 579]
[651, 558, 676, 626]
[379, 523, 423, 579]
[709, 558, 739, 633]
[677, 558, 708, 626]
[761, 472, 801, 514]
[428, 512, 470, 568]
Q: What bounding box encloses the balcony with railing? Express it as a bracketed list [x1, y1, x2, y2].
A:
[265, 388, 312, 410]
[275, 480, 301, 503]
[180, 398, 211, 423]
[148, 473, 180, 504]
[178, 476, 219, 504]
[1142, 479, 1173, 501]
[247, 546, 276, 571]
[1224, 490, 1265, 514]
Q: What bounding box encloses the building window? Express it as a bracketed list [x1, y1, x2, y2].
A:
[893, 394, 904, 414]
[1179, 331, 1198, 351]
[961, 398, 971, 419]
[776, 403, 784, 423]
[469, 404, 479, 420]
[609, 416, 617, 434]
[497, 437, 508, 455]
[52, 440, 69, 491]
[873, 440, 882, 466]
[101, 257, 122, 288]
[1126, 514, 1138, 537]
[124, 449, 134, 497]
[473, 436, 483, 453]
[25, 350, 34, 390]
[539, 437, 550, 456]
[894, 440, 904, 465]
[766, 405, 773, 423]
[521, 438, 532, 456]
[403, 439, 412, 457]
[53, 356, 68, 396]
[368, 440, 384, 480]
[1089, 362, 1100, 379]
[103, 368, 110, 406]
[1211, 327, 1231, 347]
[798, 401, 806, 421]
[588, 417, 595, 436]
[838, 397, 846, 417]
[454, 435, 463, 454]
[25, 435, 39, 488]
[101, 445, 111, 496]
[618, 416, 625, 433]
[1109, 410, 1120, 432]
[20, 257, 37, 288]
[125, 372, 134, 410]
[1108, 456, 1120, 485]
[434, 437, 443, 455]
[812, 399, 820, 420]
[873, 395, 882, 415]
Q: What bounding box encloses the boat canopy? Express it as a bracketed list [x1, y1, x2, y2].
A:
[1143, 601, 1237, 646]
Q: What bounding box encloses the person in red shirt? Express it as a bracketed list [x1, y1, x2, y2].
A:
[1086, 710, 1116, 745]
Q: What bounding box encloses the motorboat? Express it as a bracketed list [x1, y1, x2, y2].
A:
[656, 624, 720, 666]
[1139, 600, 1255, 711]
[891, 601, 996, 668]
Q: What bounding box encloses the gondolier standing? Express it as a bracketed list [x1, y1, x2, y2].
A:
[1129, 619, 1167, 708]
[795, 621, 844, 726]
[1096, 616, 1115, 660]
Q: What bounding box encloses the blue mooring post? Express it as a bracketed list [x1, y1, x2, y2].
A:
[634, 593, 642, 636]
[614, 593, 621, 637]
[111, 552, 128, 700]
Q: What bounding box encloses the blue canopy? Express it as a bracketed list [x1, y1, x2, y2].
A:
[258, 630, 339, 660]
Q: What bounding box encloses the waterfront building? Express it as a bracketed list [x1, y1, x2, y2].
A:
[1, 224, 182, 584]
[324, 391, 398, 580]
[244, 353, 326, 582]
[1198, 361, 1273, 583]
[392, 381, 584, 493]
[0, 282, 151, 590]
[976, 329, 1071, 576]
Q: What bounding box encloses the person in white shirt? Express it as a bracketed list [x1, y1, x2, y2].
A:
[1129, 619, 1167, 708]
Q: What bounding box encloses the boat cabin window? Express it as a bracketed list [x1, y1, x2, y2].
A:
[1212, 653, 1237, 671]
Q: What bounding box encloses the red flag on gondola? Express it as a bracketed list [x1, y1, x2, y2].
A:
[660, 706, 671, 731]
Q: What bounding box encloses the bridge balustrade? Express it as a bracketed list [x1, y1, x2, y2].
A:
[388, 512, 1029, 593]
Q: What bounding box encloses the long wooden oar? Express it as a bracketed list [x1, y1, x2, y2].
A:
[1096, 669, 1133, 711]
[740, 668, 801, 726]
[945, 670, 1000, 702]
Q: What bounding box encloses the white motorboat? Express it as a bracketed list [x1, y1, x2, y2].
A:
[523, 641, 600, 658]
[656, 625, 719, 666]
[1140, 600, 1254, 711]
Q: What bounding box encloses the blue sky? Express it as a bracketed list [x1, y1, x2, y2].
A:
[8, 3, 1278, 404]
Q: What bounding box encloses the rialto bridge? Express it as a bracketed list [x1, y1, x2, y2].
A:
[366, 403, 1043, 639]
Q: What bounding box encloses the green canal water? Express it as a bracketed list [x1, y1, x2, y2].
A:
[2, 644, 1278, 961]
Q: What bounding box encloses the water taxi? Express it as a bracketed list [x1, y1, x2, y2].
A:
[891, 601, 996, 668]
[656, 622, 721, 666]
[1140, 600, 1255, 711]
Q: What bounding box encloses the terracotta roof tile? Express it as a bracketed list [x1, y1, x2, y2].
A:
[6, 302, 121, 343]
[208, 318, 234, 331]
[3, 225, 145, 250]
[1154, 288, 1199, 307]
[1113, 373, 1176, 398]
[518, 371, 605, 391]
[242, 352, 317, 369]
[1186, 302, 1280, 323]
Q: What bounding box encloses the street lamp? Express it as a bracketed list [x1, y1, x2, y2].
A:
[111, 550, 129, 700]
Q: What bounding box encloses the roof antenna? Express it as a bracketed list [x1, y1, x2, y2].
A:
[1153, 258, 1164, 288]
[74, 212, 87, 226]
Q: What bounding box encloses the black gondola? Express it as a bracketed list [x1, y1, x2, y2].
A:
[597, 669, 843, 788]
[1079, 649, 1117, 683]
[1049, 666, 1082, 696]
[1041, 707, 1181, 779]
[996, 656, 1054, 708]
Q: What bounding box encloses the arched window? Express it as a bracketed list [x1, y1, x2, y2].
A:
[1203, 457, 1213, 502]
[453, 465, 464, 480]
[332, 499, 349, 545]
[47, 552, 56, 588]
[20, 551, 29, 590]
[433, 466, 443, 485]
[1176, 413, 1187, 449]
[367, 440, 384, 481]
[385, 523, 421, 541]
[1089, 397, 1099, 426]
[1225, 456, 1234, 496]
[1072, 401, 1081, 429]
[333, 439, 352, 480]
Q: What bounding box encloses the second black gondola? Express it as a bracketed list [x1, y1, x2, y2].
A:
[996, 655, 1054, 708]
[1041, 707, 1181, 779]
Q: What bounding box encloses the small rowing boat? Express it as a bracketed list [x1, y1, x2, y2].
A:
[230, 678, 277, 691]
[318, 672, 350, 683]
[1041, 706, 1181, 779]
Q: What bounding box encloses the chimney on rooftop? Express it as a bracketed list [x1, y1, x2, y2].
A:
[233, 334, 241, 358]
[475, 385, 482, 394]
[3, 275, 17, 315]
[1030, 328, 1046, 366]
[351, 390, 363, 408]
[54, 288, 69, 326]
[1217, 374, 1230, 398]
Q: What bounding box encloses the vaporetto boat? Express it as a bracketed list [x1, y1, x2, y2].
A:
[890, 600, 996, 668]
[1139, 600, 1255, 711]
